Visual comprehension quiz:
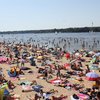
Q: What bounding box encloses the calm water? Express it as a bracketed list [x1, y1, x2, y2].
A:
[0, 32, 100, 52]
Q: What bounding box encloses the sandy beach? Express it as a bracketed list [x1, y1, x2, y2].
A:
[0, 41, 99, 100]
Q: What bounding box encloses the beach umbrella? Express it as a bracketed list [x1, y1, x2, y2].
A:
[89, 64, 99, 70]
[86, 72, 100, 81]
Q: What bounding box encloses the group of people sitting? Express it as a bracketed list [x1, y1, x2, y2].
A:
[27, 88, 67, 100]
[8, 66, 24, 77]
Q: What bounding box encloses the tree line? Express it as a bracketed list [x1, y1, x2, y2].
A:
[0, 27, 100, 34]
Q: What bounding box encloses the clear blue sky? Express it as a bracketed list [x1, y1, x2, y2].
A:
[0, 0, 100, 31]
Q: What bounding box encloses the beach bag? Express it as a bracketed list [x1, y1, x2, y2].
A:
[4, 89, 9, 95]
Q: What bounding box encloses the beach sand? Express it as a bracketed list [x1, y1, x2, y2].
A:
[1, 55, 99, 100]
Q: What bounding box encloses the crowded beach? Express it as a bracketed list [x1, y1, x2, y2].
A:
[0, 38, 100, 100]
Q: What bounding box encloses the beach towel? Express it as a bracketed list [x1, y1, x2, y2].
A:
[10, 94, 20, 100]
[18, 75, 26, 80]
[22, 85, 33, 92]
[20, 67, 30, 70]
[49, 78, 62, 84]
[70, 95, 80, 100]
[77, 93, 89, 100]
[0, 56, 8, 63]
[10, 77, 18, 81]
[19, 81, 32, 85]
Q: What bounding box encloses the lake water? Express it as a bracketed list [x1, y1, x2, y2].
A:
[0, 32, 100, 52]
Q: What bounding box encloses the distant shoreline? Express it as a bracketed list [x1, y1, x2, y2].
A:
[0, 26, 100, 34]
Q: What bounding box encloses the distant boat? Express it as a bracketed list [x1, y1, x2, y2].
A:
[55, 31, 58, 35]
[54, 28, 59, 35]
[89, 30, 93, 33]
[89, 22, 94, 33]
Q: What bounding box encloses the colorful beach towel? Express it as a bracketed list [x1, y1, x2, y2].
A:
[49, 78, 62, 84]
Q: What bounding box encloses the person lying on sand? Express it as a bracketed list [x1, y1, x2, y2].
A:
[52, 94, 68, 100]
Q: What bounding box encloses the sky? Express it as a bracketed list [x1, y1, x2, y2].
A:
[0, 0, 100, 31]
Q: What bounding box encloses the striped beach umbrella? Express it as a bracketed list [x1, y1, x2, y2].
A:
[86, 72, 100, 81]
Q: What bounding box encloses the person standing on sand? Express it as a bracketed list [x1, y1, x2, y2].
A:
[16, 58, 20, 67]
[96, 91, 100, 100]
[29, 54, 36, 66]
[85, 65, 90, 73]
[56, 65, 61, 79]
[44, 68, 48, 81]
[20, 57, 25, 67]
[9, 53, 13, 61]
[65, 51, 70, 60]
